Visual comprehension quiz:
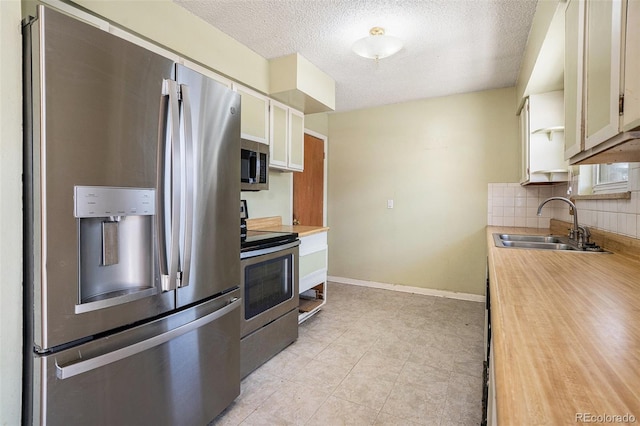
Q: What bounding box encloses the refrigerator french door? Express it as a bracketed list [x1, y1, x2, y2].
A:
[23, 6, 241, 425]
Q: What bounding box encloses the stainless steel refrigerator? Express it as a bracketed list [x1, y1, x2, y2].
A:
[22, 6, 241, 425]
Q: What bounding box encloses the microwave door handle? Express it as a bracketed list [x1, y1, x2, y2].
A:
[178, 83, 194, 288]
[253, 152, 260, 184]
[158, 79, 181, 292]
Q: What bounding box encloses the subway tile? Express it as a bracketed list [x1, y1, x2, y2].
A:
[515, 217, 526, 227]
[515, 186, 527, 198]
[492, 217, 504, 226]
[538, 217, 550, 228]
[527, 197, 541, 208]
[630, 192, 639, 214]
[526, 217, 538, 228]
[493, 197, 505, 207]
[493, 207, 504, 218]
[503, 217, 515, 227]
[503, 207, 515, 218]
[515, 198, 527, 207]
[525, 186, 539, 198]
[539, 187, 553, 198]
[504, 187, 516, 198]
[627, 214, 637, 238]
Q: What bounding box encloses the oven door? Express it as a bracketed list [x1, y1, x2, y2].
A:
[240, 241, 299, 337]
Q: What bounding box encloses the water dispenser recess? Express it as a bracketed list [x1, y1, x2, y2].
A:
[74, 186, 158, 313]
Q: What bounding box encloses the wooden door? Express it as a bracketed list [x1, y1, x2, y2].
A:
[293, 133, 324, 226]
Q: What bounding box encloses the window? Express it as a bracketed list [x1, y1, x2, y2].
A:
[574, 163, 629, 196]
[593, 163, 629, 193]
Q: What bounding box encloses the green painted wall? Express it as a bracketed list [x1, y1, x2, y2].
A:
[327, 87, 519, 295]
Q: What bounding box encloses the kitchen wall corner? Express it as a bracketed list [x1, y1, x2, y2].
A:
[241, 171, 293, 224]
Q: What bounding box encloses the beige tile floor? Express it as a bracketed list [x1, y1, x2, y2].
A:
[213, 282, 485, 426]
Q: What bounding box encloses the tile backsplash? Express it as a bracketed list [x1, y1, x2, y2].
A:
[487, 183, 556, 228]
[488, 163, 640, 239]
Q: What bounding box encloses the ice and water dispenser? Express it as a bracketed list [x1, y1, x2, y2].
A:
[74, 186, 157, 313]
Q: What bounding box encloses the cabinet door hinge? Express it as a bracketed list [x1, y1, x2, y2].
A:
[619, 94, 624, 116]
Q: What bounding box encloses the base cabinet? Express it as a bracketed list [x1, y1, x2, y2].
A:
[298, 231, 328, 323]
[486, 340, 498, 426]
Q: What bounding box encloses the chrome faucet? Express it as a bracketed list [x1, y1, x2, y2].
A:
[537, 196, 591, 248]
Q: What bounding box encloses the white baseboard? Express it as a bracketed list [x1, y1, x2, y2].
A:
[327, 276, 485, 303]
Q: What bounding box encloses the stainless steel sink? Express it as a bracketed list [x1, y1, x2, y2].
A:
[493, 233, 609, 252]
[498, 234, 566, 244]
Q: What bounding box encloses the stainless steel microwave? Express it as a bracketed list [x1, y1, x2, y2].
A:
[241, 139, 269, 191]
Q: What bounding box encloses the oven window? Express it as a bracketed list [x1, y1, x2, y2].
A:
[244, 254, 293, 320]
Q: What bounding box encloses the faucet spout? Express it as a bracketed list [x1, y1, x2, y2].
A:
[537, 196, 585, 246]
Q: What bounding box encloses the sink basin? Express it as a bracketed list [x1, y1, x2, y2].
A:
[493, 233, 609, 252]
[497, 234, 565, 244]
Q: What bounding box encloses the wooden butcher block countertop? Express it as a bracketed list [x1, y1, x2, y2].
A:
[487, 225, 640, 425]
[246, 216, 329, 237]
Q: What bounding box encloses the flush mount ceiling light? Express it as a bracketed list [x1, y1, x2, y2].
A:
[352, 26, 403, 61]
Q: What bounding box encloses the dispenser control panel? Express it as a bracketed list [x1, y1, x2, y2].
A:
[74, 186, 156, 218]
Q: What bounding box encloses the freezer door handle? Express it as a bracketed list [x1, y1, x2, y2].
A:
[56, 297, 241, 380]
[158, 79, 182, 292]
[178, 83, 194, 288]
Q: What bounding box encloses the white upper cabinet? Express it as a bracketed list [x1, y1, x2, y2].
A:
[232, 84, 269, 144]
[288, 109, 304, 171]
[270, 100, 288, 168]
[565, 0, 640, 164]
[564, 0, 585, 159]
[269, 100, 304, 172]
[583, 0, 623, 151]
[622, 0, 640, 132]
[520, 91, 568, 184]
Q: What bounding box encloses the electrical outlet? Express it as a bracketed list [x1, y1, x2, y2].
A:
[387, 199, 394, 209]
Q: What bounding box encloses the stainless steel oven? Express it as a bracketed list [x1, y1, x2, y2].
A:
[240, 232, 299, 378]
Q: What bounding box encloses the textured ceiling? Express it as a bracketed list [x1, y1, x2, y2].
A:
[174, 0, 538, 112]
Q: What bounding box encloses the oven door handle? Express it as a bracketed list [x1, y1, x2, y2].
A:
[241, 240, 300, 259]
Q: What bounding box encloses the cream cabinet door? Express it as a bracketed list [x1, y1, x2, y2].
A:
[233, 84, 269, 144]
[622, 0, 640, 131]
[269, 100, 288, 168]
[583, 0, 623, 150]
[519, 99, 530, 182]
[288, 109, 304, 171]
[564, 0, 585, 159]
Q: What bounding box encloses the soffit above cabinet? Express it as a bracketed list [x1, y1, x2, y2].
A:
[269, 54, 335, 114]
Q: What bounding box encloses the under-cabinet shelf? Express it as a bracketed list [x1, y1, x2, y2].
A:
[532, 126, 565, 141]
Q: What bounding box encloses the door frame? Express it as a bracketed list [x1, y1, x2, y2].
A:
[289, 129, 328, 227]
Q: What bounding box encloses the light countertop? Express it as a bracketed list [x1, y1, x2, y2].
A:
[486, 226, 640, 424]
[245, 216, 328, 238]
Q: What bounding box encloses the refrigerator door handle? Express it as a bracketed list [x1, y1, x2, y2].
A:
[56, 297, 241, 379]
[178, 83, 194, 288]
[158, 79, 182, 292]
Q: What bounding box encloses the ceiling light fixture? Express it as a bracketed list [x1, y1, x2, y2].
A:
[352, 27, 403, 62]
